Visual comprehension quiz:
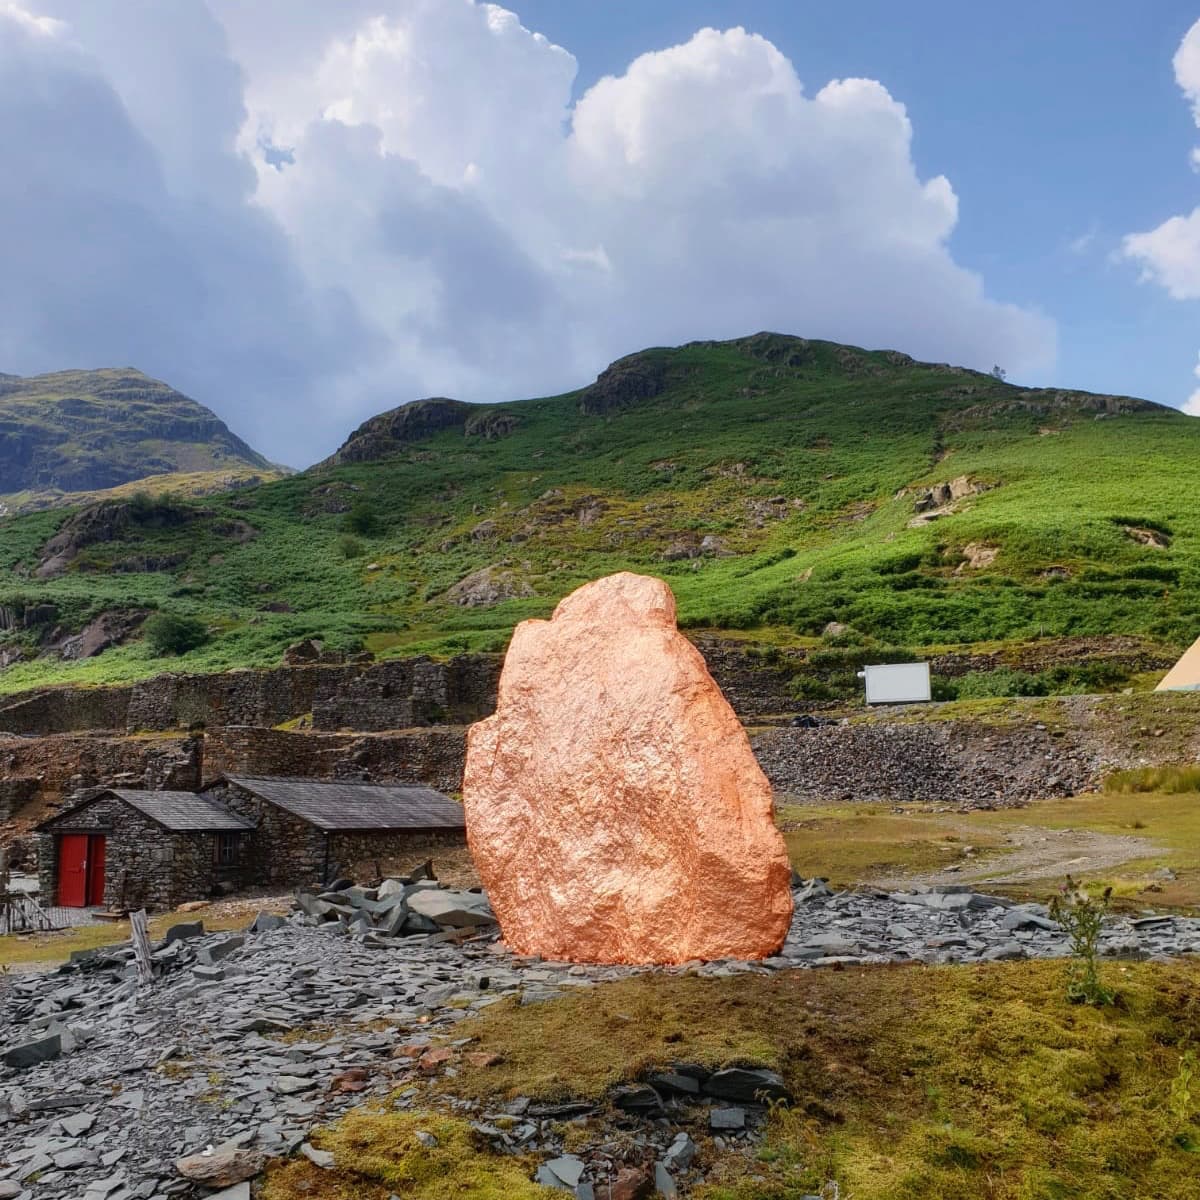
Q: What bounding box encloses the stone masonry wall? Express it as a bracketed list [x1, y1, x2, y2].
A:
[203, 727, 468, 794]
[208, 782, 327, 888]
[0, 642, 790, 736]
[2, 734, 201, 832]
[311, 655, 501, 732]
[0, 655, 501, 737]
[38, 794, 178, 911]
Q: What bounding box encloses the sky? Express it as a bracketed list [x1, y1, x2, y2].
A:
[1, 2, 1199, 467]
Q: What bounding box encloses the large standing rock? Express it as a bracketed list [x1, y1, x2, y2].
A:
[463, 572, 793, 964]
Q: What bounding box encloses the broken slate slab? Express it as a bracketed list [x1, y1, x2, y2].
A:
[198, 936, 245, 965]
[3, 1033, 61, 1070]
[406, 888, 495, 928]
[162, 921, 205, 946]
[703, 1067, 790, 1105]
[206, 1187, 251, 1200]
[654, 1162, 679, 1198]
[539, 1155, 587, 1190]
[709, 1107, 746, 1130]
[299, 1143, 335, 1169]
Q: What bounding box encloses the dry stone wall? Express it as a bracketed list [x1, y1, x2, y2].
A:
[1, 733, 201, 815]
[203, 726, 468, 794]
[0, 643, 789, 736]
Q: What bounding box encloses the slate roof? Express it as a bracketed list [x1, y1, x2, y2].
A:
[36, 789, 255, 834]
[220, 775, 466, 832]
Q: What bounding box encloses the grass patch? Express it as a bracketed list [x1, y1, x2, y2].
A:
[777, 803, 1010, 885]
[0, 903, 279, 967]
[433, 964, 1200, 1199]
[261, 1111, 555, 1200]
[1106, 765, 1200, 794]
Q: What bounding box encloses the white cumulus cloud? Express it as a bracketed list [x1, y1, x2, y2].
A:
[1122, 18, 1200, 417]
[2, 1, 1055, 464]
[1184, 355, 1200, 417]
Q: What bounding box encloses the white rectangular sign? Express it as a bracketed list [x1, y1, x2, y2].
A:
[861, 662, 931, 705]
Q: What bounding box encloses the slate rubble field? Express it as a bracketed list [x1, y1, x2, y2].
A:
[3, 880, 1200, 1200]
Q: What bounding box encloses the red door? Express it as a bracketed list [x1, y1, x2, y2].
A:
[58, 834, 89, 906]
[87, 835, 106, 906]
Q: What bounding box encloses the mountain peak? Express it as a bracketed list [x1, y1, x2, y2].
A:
[0, 367, 270, 506]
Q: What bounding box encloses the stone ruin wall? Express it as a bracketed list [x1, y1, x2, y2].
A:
[5, 645, 1200, 844]
[2, 733, 201, 813]
[0, 654, 504, 737]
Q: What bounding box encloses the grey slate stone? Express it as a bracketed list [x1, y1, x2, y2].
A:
[654, 1162, 679, 1198]
[709, 1107, 746, 1130]
[545, 1156, 586, 1188]
[162, 922, 204, 946]
[3, 1033, 61, 1070]
[704, 1067, 790, 1105]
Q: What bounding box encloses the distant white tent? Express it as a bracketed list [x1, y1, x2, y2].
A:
[1156, 637, 1200, 692]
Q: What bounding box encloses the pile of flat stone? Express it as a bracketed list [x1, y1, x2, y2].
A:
[292, 871, 496, 944]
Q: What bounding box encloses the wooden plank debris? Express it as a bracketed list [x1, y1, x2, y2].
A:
[129, 908, 154, 985]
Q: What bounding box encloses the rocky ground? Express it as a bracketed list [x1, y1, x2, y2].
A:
[3, 881, 1200, 1200]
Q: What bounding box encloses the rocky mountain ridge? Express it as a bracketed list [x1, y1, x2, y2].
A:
[0, 367, 271, 510]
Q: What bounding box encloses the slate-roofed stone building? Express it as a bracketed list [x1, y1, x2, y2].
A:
[33, 776, 466, 911]
[34, 789, 255, 912]
[201, 775, 466, 890]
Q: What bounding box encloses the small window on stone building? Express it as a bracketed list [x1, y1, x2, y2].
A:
[216, 833, 240, 866]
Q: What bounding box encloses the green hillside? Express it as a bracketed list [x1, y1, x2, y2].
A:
[0, 333, 1197, 695]
[0, 367, 273, 514]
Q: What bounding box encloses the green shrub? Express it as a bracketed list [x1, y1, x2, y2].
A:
[344, 499, 380, 537]
[956, 668, 1046, 699]
[335, 534, 365, 560]
[144, 612, 210, 656]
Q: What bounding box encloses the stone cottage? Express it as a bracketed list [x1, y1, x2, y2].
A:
[35, 789, 255, 912]
[200, 774, 466, 889]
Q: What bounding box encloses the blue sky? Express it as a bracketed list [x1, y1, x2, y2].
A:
[2, 1, 1198, 463]
[516, 1, 1200, 405]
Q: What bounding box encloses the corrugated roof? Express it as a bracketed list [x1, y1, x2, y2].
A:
[36, 789, 254, 833]
[221, 775, 465, 831]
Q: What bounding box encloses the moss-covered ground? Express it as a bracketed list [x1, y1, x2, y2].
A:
[266, 963, 1200, 1200]
[261, 1111, 557, 1200]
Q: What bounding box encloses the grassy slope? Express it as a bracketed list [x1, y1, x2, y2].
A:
[1, 335, 1199, 692]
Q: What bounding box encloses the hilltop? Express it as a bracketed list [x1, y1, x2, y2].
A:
[0, 367, 274, 515]
[0, 332, 1197, 695]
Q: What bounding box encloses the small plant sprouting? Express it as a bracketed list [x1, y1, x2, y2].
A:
[1169, 1048, 1198, 1151]
[1049, 874, 1115, 1006]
